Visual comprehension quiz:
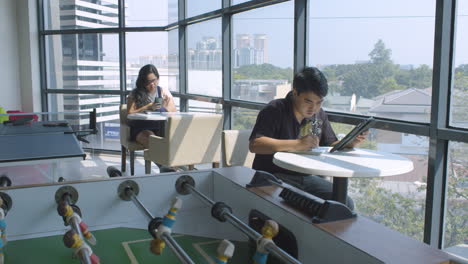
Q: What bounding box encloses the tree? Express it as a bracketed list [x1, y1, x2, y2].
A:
[233, 64, 293, 83]
[369, 39, 392, 65]
[348, 145, 467, 247]
[338, 40, 398, 97]
[378, 77, 401, 95]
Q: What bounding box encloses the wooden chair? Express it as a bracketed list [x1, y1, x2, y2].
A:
[143, 113, 223, 174]
[222, 129, 254, 168]
[119, 104, 145, 175]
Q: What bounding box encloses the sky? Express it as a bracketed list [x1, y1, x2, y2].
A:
[114, 0, 468, 69]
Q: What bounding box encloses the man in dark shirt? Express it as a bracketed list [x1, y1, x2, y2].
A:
[249, 67, 367, 209]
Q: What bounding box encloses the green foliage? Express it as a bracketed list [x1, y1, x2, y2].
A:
[349, 146, 467, 247]
[232, 108, 259, 130]
[233, 64, 293, 83]
[350, 178, 425, 241]
[369, 39, 392, 65]
[444, 145, 468, 248]
[323, 39, 434, 98]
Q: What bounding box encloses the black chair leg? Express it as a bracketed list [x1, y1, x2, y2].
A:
[121, 145, 127, 172]
[130, 151, 135, 176]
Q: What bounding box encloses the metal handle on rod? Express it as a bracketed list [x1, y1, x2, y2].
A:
[127, 188, 154, 220]
[62, 194, 91, 264]
[184, 183, 301, 264]
[77, 249, 92, 264]
[119, 182, 195, 264]
[162, 233, 195, 264]
[265, 242, 302, 264]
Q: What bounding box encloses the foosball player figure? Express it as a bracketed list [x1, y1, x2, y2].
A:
[150, 197, 182, 256]
[0, 205, 6, 264]
[214, 239, 235, 264]
[253, 220, 279, 264]
[57, 201, 96, 245]
[63, 229, 100, 264]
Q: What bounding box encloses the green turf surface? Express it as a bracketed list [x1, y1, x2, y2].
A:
[5, 228, 251, 263]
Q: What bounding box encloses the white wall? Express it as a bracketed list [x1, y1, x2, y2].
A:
[0, 0, 21, 111]
[0, 0, 41, 113]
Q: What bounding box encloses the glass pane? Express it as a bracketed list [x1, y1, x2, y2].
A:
[232, 2, 294, 103]
[232, 107, 259, 130]
[186, 19, 222, 97]
[43, 0, 119, 30]
[47, 93, 121, 151]
[451, 2, 468, 128]
[309, 0, 435, 122]
[173, 96, 180, 111]
[232, 0, 251, 5]
[168, 29, 180, 92]
[126, 31, 177, 92]
[343, 125, 429, 241]
[168, 0, 178, 24]
[125, 0, 178, 27]
[186, 0, 220, 18]
[187, 100, 222, 114]
[443, 142, 468, 258]
[45, 34, 120, 90]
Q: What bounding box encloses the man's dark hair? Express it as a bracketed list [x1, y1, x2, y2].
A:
[292, 67, 328, 97]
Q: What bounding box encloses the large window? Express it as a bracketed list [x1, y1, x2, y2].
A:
[45, 33, 120, 90]
[309, 0, 436, 123]
[186, 18, 222, 97]
[37, 1, 468, 255]
[188, 100, 222, 114]
[125, 0, 178, 27]
[232, 107, 259, 130]
[43, 0, 119, 30]
[125, 32, 170, 91]
[232, 2, 294, 103]
[186, 0, 220, 18]
[444, 142, 468, 253]
[451, 1, 468, 129]
[344, 126, 429, 241]
[47, 93, 120, 150]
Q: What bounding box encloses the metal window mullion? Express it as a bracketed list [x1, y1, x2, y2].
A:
[38, 0, 48, 113]
[424, 0, 456, 249]
[119, 0, 126, 104]
[294, 0, 307, 73]
[227, 0, 290, 16]
[437, 128, 468, 143]
[222, 0, 232, 129]
[327, 112, 431, 137]
[45, 89, 124, 95]
[179, 0, 187, 112]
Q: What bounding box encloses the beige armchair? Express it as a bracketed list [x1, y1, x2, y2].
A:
[222, 129, 254, 168]
[119, 104, 145, 175]
[143, 113, 223, 173]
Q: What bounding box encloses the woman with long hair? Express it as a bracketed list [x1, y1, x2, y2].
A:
[127, 64, 176, 148]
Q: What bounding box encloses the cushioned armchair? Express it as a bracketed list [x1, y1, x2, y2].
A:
[143, 113, 222, 173]
[120, 104, 145, 175]
[222, 129, 254, 168]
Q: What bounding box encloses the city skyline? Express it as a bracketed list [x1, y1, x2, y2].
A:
[124, 0, 468, 69]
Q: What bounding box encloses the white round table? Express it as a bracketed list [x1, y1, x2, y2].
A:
[273, 147, 414, 204]
[127, 112, 168, 121]
[127, 111, 216, 121]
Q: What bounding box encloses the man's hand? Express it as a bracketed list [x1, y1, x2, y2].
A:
[346, 130, 369, 148]
[297, 135, 319, 151]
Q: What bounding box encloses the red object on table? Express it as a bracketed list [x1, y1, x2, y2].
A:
[7, 110, 38, 121]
